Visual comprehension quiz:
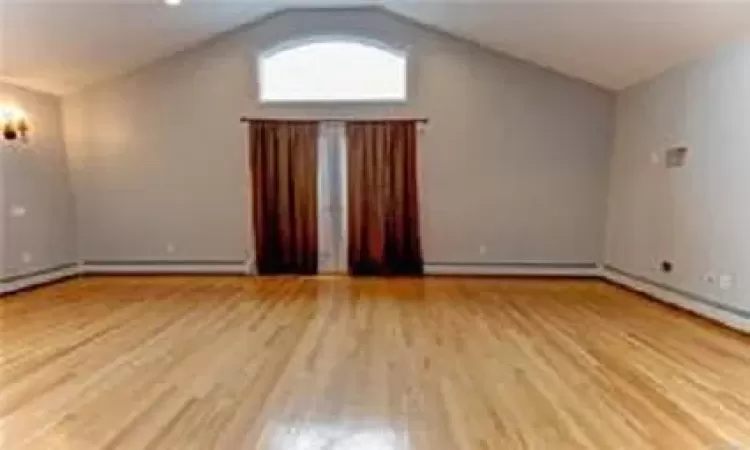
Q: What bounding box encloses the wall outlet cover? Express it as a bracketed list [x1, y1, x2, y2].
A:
[10, 205, 26, 217]
[719, 274, 733, 290]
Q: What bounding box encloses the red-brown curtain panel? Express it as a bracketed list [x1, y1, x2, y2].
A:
[250, 121, 319, 274]
[346, 121, 423, 275]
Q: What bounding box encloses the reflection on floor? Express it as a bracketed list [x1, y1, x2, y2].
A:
[1, 276, 750, 449]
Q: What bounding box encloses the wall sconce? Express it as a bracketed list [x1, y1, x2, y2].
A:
[1, 105, 30, 142]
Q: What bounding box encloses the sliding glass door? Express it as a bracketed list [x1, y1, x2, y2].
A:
[317, 123, 348, 274]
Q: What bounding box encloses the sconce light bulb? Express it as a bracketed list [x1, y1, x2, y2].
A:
[0, 105, 29, 142]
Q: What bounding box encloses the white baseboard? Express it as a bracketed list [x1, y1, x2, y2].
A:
[83, 262, 250, 275]
[4, 261, 748, 335]
[424, 263, 602, 277]
[1, 261, 251, 295]
[0, 264, 82, 296]
[602, 266, 750, 333]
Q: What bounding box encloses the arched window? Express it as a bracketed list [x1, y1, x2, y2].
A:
[258, 38, 407, 102]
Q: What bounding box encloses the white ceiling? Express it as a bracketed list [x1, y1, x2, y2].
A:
[0, 1, 280, 94]
[3, 0, 750, 95]
[390, 2, 750, 90]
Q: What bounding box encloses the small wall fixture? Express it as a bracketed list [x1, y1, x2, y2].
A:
[665, 146, 687, 168]
[1, 105, 29, 142]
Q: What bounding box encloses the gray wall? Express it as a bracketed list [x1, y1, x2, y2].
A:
[63, 9, 614, 266]
[606, 38, 750, 313]
[0, 81, 76, 279]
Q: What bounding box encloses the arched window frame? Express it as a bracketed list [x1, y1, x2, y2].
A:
[257, 36, 409, 104]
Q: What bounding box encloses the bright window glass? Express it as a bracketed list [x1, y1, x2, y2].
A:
[259, 40, 407, 102]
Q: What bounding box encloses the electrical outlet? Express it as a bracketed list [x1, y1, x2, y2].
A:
[166, 243, 176, 254]
[21, 252, 32, 264]
[479, 245, 488, 255]
[10, 205, 26, 218]
[719, 274, 733, 291]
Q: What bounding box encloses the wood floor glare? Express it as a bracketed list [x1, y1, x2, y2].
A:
[0, 275, 749, 449]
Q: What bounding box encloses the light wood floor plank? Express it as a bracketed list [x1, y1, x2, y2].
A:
[1, 276, 749, 449]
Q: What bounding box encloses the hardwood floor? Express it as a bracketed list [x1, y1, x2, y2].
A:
[1, 276, 750, 449]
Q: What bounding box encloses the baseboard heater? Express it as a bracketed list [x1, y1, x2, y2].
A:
[602, 264, 750, 333]
[82, 260, 250, 274]
[4, 260, 750, 335]
[424, 261, 600, 276]
[0, 262, 81, 296]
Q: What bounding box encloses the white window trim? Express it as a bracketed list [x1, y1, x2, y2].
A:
[256, 36, 409, 105]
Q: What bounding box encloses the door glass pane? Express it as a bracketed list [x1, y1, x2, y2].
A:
[317, 122, 347, 273]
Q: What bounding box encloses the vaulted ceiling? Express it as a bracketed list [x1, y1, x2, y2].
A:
[3, 1, 750, 95]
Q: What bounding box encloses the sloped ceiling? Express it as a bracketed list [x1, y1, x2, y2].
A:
[3, 1, 750, 95]
[389, 2, 750, 90]
[0, 1, 280, 94]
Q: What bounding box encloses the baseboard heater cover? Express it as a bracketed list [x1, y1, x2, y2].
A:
[424, 262, 601, 276]
[82, 260, 251, 274]
[603, 264, 750, 333]
[0, 263, 82, 296]
[6, 261, 750, 335]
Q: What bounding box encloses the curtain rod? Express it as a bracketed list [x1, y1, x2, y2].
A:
[240, 117, 428, 124]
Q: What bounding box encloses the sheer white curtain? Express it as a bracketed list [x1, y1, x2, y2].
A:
[317, 122, 348, 274]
